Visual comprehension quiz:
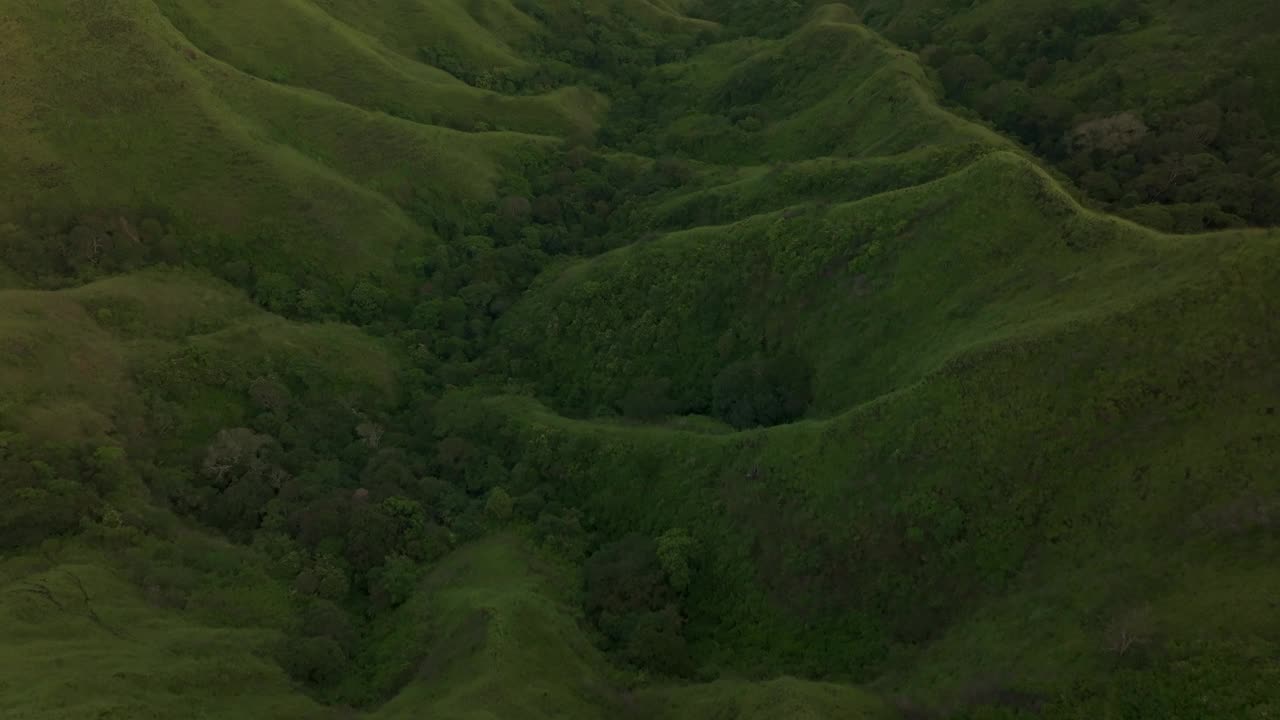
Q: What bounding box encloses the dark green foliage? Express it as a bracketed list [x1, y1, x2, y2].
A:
[618, 376, 679, 420]
[859, 0, 1280, 230]
[535, 509, 588, 560]
[583, 534, 692, 675]
[656, 528, 697, 592]
[300, 599, 359, 655]
[196, 428, 283, 537]
[711, 355, 813, 429]
[0, 209, 178, 284]
[348, 280, 389, 325]
[368, 554, 422, 609]
[0, 434, 111, 548]
[584, 535, 671, 620]
[282, 636, 349, 686]
[485, 486, 514, 523]
[621, 605, 692, 675]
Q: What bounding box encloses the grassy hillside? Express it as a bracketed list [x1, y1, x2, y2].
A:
[482, 3, 1280, 714]
[1, 532, 891, 720]
[1, 0, 1278, 718]
[0, 269, 397, 445]
[150, 0, 604, 133]
[0, 0, 593, 314]
[605, 5, 1003, 163]
[0, 548, 330, 720]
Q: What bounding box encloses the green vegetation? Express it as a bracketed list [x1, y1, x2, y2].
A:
[2, 0, 1279, 718]
[0, 549, 329, 720]
[854, 0, 1280, 230]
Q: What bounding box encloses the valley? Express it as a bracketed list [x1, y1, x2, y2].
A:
[2, 1, 1278, 718]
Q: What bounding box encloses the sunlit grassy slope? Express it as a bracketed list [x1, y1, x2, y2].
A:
[150, 0, 604, 133]
[1, 0, 1278, 717]
[0, 269, 397, 444]
[0, 550, 328, 720]
[0, 0, 594, 297]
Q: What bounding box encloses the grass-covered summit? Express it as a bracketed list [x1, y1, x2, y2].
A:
[2, 0, 1278, 718]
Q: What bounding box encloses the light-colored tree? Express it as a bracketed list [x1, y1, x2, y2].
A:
[657, 528, 697, 592]
[1070, 112, 1148, 154]
[1105, 606, 1154, 656]
[356, 421, 384, 448]
[486, 486, 514, 523]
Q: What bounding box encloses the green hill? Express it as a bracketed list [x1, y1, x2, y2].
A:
[2, 0, 1278, 718]
[854, 0, 1280, 230]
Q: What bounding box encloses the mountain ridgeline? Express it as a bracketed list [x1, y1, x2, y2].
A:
[1, 1, 1278, 718]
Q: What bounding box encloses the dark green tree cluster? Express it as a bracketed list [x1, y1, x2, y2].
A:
[517, 0, 705, 87]
[132, 370, 532, 699]
[396, 144, 701, 393]
[879, 1, 1280, 230]
[0, 208, 182, 283]
[416, 45, 576, 97]
[582, 530, 698, 676]
[712, 354, 813, 429]
[0, 433, 131, 548]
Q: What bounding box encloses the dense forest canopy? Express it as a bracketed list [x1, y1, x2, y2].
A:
[1, 1, 1278, 719]
[862, 0, 1280, 231]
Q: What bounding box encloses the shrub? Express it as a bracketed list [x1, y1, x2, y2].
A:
[711, 354, 812, 428]
[282, 636, 348, 686]
[485, 487, 514, 523]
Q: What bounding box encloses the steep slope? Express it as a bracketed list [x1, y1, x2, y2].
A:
[481, 4, 1280, 714]
[0, 549, 330, 720]
[150, 0, 602, 133]
[0, 0, 594, 310]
